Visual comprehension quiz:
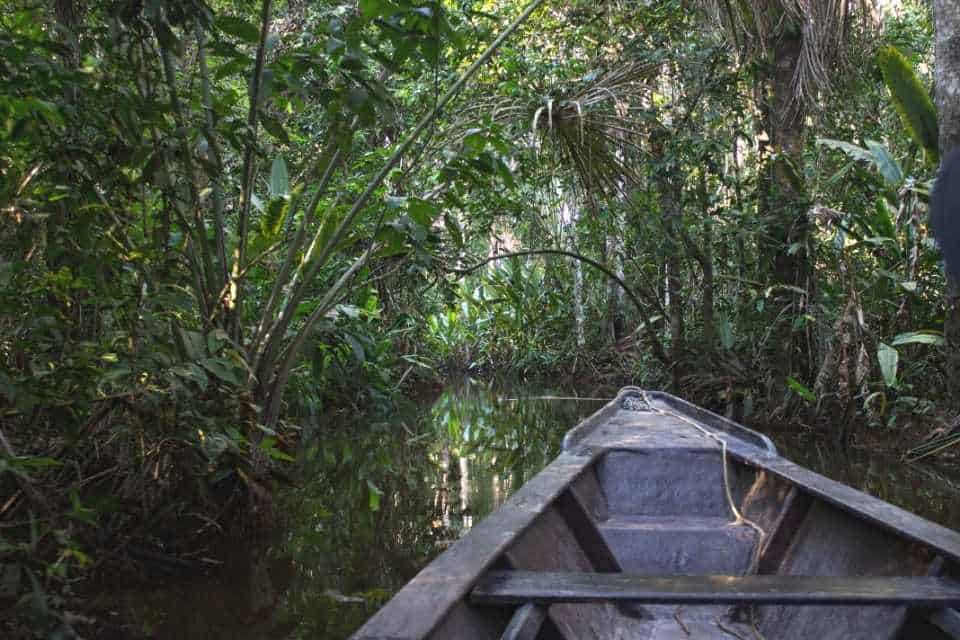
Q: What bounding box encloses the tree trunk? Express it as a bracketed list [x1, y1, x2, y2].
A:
[606, 231, 625, 342]
[767, 22, 812, 400]
[663, 184, 684, 388]
[699, 169, 716, 350]
[651, 127, 684, 389]
[936, 0, 960, 403]
[567, 198, 586, 349]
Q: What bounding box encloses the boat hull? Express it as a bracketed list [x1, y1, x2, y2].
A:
[353, 388, 960, 639]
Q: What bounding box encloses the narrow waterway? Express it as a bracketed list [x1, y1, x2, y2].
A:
[116, 381, 960, 639]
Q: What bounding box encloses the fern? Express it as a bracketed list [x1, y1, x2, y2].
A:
[876, 45, 939, 165]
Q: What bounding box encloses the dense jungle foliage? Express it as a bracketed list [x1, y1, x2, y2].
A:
[2, 0, 960, 636]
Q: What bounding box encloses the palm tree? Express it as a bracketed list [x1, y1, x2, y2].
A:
[700, 0, 874, 393]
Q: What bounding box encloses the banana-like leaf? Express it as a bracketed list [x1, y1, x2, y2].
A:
[877, 342, 899, 388]
[876, 46, 939, 165]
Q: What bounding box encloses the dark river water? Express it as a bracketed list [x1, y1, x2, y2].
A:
[116, 380, 960, 639]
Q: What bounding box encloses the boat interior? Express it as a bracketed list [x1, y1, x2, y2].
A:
[355, 389, 960, 640]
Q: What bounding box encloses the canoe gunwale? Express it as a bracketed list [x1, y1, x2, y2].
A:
[561, 387, 777, 455]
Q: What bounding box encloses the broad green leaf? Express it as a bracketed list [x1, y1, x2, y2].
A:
[443, 213, 463, 248]
[816, 138, 872, 163]
[269, 158, 289, 199]
[408, 198, 439, 226]
[876, 46, 939, 165]
[891, 330, 945, 347]
[359, 0, 387, 17]
[171, 363, 209, 390]
[872, 196, 897, 239]
[344, 334, 365, 364]
[177, 327, 207, 360]
[217, 16, 260, 43]
[786, 377, 815, 404]
[199, 357, 244, 386]
[718, 315, 734, 350]
[865, 140, 903, 186]
[877, 343, 899, 388]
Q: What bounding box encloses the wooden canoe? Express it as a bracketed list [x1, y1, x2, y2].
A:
[353, 387, 960, 639]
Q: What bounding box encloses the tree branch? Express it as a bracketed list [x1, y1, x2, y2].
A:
[451, 249, 670, 364]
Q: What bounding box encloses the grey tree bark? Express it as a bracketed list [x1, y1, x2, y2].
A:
[936, 0, 960, 402]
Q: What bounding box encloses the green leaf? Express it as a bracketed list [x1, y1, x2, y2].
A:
[199, 357, 244, 386]
[786, 377, 815, 404]
[891, 330, 945, 347]
[718, 315, 734, 350]
[877, 343, 899, 388]
[408, 198, 439, 227]
[269, 158, 289, 199]
[259, 110, 290, 144]
[817, 138, 904, 186]
[864, 140, 904, 186]
[876, 45, 939, 165]
[367, 479, 383, 511]
[344, 334, 365, 364]
[177, 327, 207, 360]
[359, 0, 389, 18]
[816, 138, 872, 164]
[872, 196, 897, 239]
[171, 363, 209, 390]
[254, 202, 284, 251]
[443, 213, 463, 248]
[218, 16, 260, 43]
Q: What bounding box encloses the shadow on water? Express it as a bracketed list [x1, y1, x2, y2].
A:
[114, 384, 960, 639]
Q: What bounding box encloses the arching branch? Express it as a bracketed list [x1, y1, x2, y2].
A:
[451, 249, 669, 365]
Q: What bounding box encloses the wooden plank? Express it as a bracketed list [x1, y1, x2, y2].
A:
[553, 489, 621, 573]
[930, 608, 960, 639]
[500, 603, 547, 640]
[351, 449, 599, 640]
[471, 571, 960, 607]
[756, 487, 814, 574]
[725, 444, 960, 565]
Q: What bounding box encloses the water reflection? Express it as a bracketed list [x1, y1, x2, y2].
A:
[767, 426, 960, 531]
[116, 386, 960, 639]
[272, 379, 605, 639]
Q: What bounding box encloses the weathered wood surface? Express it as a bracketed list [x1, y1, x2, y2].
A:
[582, 389, 960, 565]
[553, 488, 621, 573]
[471, 571, 960, 607]
[499, 603, 547, 640]
[351, 449, 599, 640]
[725, 443, 960, 565]
[756, 487, 813, 575]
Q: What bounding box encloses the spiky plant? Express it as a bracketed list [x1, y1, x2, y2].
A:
[450, 61, 658, 203]
[531, 62, 659, 200]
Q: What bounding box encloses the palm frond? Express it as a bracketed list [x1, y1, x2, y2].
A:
[699, 0, 877, 106]
[532, 61, 659, 201]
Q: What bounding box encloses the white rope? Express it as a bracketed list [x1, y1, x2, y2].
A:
[637, 390, 767, 560]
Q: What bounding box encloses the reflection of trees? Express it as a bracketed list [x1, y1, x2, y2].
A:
[272, 380, 603, 639]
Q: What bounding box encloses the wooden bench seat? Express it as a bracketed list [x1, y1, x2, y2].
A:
[472, 571, 960, 607]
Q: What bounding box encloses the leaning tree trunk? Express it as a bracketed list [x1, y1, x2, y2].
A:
[767, 22, 812, 402]
[936, 0, 960, 403]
